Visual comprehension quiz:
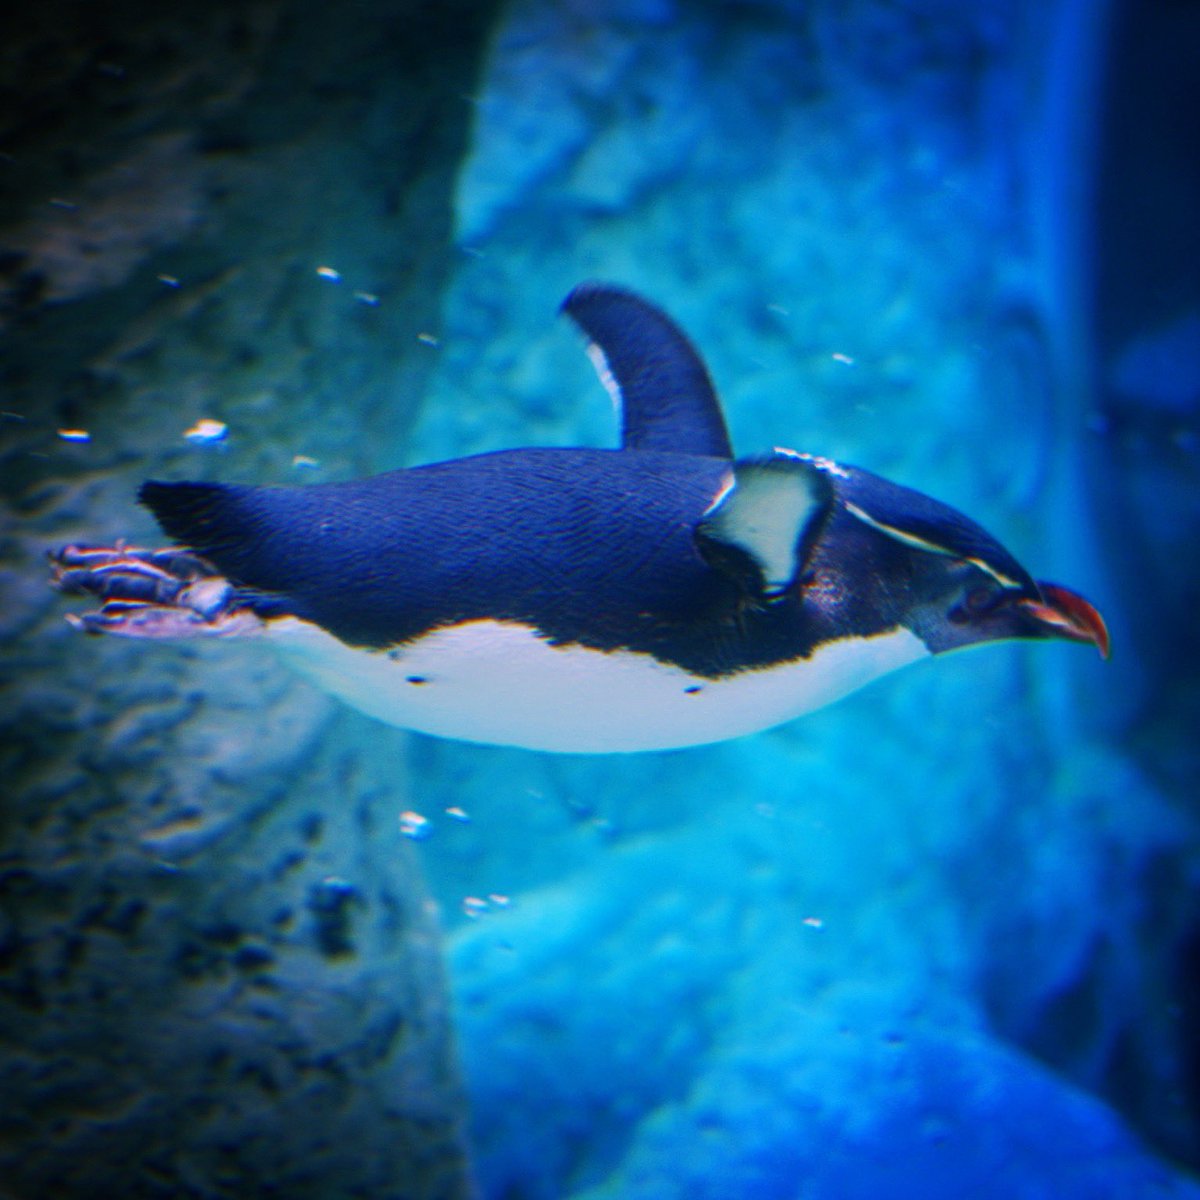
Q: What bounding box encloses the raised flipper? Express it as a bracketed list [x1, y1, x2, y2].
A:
[695, 453, 834, 599]
[562, 282, 734, 459]
[49, 544, 262, 638]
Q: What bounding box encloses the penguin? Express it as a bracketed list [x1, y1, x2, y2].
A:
[51, 283, 1109, 753]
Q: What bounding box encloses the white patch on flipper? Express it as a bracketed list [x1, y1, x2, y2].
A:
[699, 456, 832, 594]
[585, 341, 623, 418]
[265, 617, 928, 753]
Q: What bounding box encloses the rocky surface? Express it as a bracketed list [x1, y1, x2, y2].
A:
[1, 1, 498, 1195]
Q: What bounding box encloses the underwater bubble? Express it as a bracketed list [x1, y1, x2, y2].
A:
[316, 875, 355, 895]
[802, 916, 824, 929]
[462, 896, 489, 919]
[399, 810, 431, 840]
[445, 806, 471, 822]
[184, 418, 228, 445]
[315, 265, 341, 281]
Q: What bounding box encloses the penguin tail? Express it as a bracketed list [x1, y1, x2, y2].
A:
[138, 480, 237, 556]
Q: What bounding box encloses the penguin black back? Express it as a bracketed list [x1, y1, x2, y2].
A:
[141, 448, 756, 669]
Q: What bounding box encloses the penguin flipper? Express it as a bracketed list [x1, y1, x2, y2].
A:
[696, 454, 834, 599]
[562, 282, 734, 460]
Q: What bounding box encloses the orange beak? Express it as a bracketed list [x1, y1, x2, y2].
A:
[1019, 583, 1111, 659]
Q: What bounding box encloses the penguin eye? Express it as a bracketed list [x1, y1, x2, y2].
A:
[950, 584, 1002, 624]
[965, 585, 999, 613]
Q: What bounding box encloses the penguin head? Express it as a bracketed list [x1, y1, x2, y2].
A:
[904, 557, 1110, 659]
[823, 463, 1111, 659]
[696, 452, 1110, 661]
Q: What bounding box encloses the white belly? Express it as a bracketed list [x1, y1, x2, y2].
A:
[265, 617, 928, 753]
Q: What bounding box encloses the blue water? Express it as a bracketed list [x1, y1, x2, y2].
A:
[410, 2, 1200, 1196]
[4, 1, 1199, 1198]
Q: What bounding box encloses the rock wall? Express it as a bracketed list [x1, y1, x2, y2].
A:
[0, 1, 500, 1195]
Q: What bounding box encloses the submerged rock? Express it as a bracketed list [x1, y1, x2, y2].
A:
[0, 0, 501, 1195]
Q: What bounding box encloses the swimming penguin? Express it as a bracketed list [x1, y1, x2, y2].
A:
[51, 283, 1108, 753]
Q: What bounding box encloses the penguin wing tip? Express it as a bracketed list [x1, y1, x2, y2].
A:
[560, 280, 632, 316]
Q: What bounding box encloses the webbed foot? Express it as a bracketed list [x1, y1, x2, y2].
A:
[49, 543, 262, 638]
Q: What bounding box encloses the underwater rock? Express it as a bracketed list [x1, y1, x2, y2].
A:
[0, 690, 474, 1200]
[1, 0, 502, 1195]
[446, 721, 1200, 1200]
[0, 0, 501, 482]
[568, 1021, 1200, 1200]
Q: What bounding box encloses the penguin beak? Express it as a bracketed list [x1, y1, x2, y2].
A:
[1018, 582, 1111, 659]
